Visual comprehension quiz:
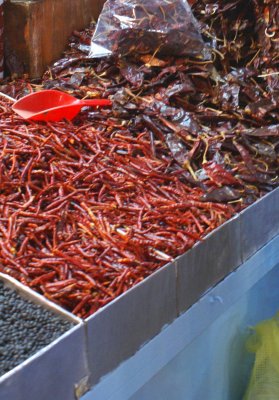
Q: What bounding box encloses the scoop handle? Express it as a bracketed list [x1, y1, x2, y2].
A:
[80, 99, 112, 107]
[0, 92, 16, 102]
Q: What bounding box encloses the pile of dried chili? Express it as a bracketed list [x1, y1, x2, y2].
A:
[0, 99, 233, 317]
[0, 0, 278, 317]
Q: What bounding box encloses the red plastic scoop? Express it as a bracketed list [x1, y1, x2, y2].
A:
[12, 90, 112, 121]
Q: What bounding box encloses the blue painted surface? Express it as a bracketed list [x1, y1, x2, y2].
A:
[131, 265, 279, 400]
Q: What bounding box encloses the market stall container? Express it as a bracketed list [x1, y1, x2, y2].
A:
[1, 187, 278, 399]
[4, 0, 105, 78]
[0, 0, 4, 78]
[84, 188, 279, 388]
[86, 235, 279, 400]
[0, 274, 89, 400]
[0, 0, 278, 398]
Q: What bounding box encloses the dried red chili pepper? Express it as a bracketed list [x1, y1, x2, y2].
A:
[0, 99, 234, 317]
[0, 0, 278, 317]
[90, 0, 207, 59]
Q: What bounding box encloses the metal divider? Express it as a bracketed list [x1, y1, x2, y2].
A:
[0, 273, 89, 400]
[0, 188, 278, 398]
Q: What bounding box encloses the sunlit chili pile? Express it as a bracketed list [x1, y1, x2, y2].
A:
[0, 0, 278, 318]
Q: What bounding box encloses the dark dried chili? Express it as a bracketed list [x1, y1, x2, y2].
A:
[0, 0, 278, 318]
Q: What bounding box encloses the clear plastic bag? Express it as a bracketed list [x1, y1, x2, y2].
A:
[244, 313, 279, 400]
[90, 0, 206, 59]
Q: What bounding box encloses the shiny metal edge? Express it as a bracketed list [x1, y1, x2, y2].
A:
[176, 214, 242, 315]
[240, 186, 279, 215]
[0, 188, 277, 396]
[85, 260, 177, 386]
[0, 272, 81, 324]
[81, 234, 279, 400]
[1, 188, 277, 325]
[85, 259, 176, 321]
[0, 323, 89, 400]
[0, 323, 81, 383]
[240, 187, 279, 262]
